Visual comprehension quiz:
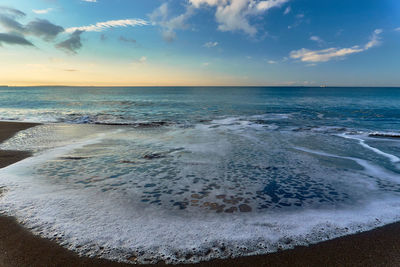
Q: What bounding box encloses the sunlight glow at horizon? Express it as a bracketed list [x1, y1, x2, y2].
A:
[0, 0, 399, 86]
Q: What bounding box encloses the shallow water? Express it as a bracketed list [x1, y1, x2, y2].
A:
[0, 86, 399, 263]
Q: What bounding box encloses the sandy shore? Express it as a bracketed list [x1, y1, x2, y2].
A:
[0, 121, 399, 266]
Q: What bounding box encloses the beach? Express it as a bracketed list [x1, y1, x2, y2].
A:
[0, 121, 399, 267]
[1, 0, 399, 265]
[0, 122, 129, 266]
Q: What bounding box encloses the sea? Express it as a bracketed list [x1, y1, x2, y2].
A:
[0, 86, 399, 264]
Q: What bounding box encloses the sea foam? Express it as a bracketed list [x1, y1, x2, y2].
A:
[0, 123, 400, 263]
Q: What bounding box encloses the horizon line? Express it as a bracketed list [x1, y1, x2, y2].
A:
[1, 85, 400, 88]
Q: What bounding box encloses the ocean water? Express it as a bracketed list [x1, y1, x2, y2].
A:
[0, 86, 399, 263]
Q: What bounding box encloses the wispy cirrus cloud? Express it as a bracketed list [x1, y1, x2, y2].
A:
[32, 8, 52, 14]
[290, 47, 364, 63]
[203, 41, 218, 48]
[132, 56, 147, 64]
[310, 35, 325, 46]
[364, 29, 382, 49]
[82, 0, 97, 2]
[283, 6, 291, 15]
[65, 19, 149, 33]
[290, 29, 382, 63]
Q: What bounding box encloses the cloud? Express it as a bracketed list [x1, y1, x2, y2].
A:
[396, 27, 400, 32]
[32, 8, 52, 14]
[364, 29, 382, 49]
[119, 36, 136, 44]
[26, 19, 64, 41]
[65, 19, 149, 33]
[188, 0, 289, 35]
[267, 60, 277, 64]
[203, 41, 218, 48]
[82, 0, 97, 2]
[149, 3, 194, 42]
[133, 56, 147, 64]
[283, 6, 291, 15]
[290, 47, 364, 63]
[256, 0, 288, 11]
[0, 6, 26, 17]
[0, 33, 34, 46]
[0, 6, 147, 53]
[310, 35, 325, 46]
[290, 29, 383, 63]
[0, 7, 63, 42]
[0, 14, 25, 32]
[56, 30, 83, 54]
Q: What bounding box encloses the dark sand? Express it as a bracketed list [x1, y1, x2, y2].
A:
[0, 121, 399, 266]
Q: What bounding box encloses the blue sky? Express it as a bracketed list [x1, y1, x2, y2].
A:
[0, 0, 399, 86]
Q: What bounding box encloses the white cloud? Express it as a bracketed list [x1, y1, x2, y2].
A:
[133, 56, 147, 64]
[65, 19, 149, 33]
[395, 27, 400, 32]
[364, 29, 382, 50]
[82, 0, 97, 2]
[283, 6, 291, 15]
[190, 0, 219, 8]
[32, 8, 52, 14]
[290, 29, 383, 63]
[256, 0, 287, 11]
[188, 0, 289, 35]
[290, 47, 364, 62]
[203, 41, 218, 48]
[267, 60, 277, 64]
[149, 3, 194, 42]
[310, 35, 324, 46]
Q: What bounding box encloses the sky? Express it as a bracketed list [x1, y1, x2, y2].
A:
[0, 0, 399, 86]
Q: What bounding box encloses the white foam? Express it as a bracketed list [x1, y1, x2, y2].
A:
[0, 108, 62, 123]
[1, 125, 400, 264]
[369, 131, 400, 138]
[294, 146, 400, 183]
[1, 171, 400, 264]
[338, 133, 400, 164]
[200, 116, 276, 133]
[250, 113, 290, 120]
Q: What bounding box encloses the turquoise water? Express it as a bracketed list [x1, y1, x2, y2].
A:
[0, 86, 399, 263]
[0, 86, 399, 130]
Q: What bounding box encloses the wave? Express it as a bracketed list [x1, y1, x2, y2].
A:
[1, 119, 400, 264]
[338, 133, 400, 164]
[2, 146, 400, 264]
[294, 146, 400, 182]
[369, 132, 400, 139]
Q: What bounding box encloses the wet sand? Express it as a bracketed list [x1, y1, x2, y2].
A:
[0, 121, 400, 266]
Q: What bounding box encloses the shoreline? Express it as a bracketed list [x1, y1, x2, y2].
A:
[0, 121, 399, 266]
